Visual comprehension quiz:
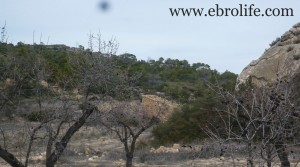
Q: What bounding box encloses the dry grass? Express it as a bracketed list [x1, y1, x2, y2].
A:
[1, 120, 300, 167]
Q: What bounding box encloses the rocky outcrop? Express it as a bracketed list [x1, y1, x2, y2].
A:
[142, 95, 179, 122]
[150, 145, 179, 153]
[150, 144, 204, 153]
[237, 23, 300, 91]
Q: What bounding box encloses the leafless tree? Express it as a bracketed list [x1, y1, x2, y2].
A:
[203, 77, 300, 167]
[100, 101, 162, 167]
[0, 32, 126, 167]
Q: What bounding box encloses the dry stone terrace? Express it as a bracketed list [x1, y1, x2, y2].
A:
[141, 95, 179, 122]
[93, 94, 179, 122]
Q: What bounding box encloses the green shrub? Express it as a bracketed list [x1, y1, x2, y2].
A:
[136, 139, 149, 150]
[293, 54, 300, 60]
[269, 37, 280, 47]
[287, 46, 294, 52]
[152, 108, 210, 146]
[25, 111, 45, 122]
[125, 119, 139, 127]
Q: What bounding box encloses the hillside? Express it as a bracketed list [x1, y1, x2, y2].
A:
[1, 22, 300, 166]
[0, 39, 238, 167]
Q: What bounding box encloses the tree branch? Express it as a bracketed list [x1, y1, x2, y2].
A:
[0, 147, 25, 167]
[46, 105, 96, 167]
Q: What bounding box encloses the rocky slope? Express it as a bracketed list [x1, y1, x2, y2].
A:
[237, 23, 300, 92]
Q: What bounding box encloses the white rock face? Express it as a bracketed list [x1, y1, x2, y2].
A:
[237, 22, 300, 92]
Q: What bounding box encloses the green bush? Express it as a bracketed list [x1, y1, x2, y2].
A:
[136, 139, 149, 150]
[152, 107, 213, 146]
[25, 111, 45, 122]
[151, 85, 224, 146]
[293, 54, 300, 60]
[269, 37, 280, 47]
[287, 46, 294, 52]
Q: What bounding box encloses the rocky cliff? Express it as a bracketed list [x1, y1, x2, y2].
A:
[237, 23, 300, 91]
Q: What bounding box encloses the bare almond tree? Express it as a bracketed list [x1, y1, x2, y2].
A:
[203, 77, 300, 167]
[100, 101, 161, 167]
[0, 33, 125, 167]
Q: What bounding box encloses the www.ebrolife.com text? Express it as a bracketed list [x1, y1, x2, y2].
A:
[169, 4, 294, 17]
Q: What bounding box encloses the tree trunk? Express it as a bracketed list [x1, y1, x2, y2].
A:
[247, 142, 254, 167]
[266, 144, 272, 167]
[0, 147, 25, 167]
[46, 106, 95, 167]
[126, 152, 133, 167]
[275, 141, 290, 167]
[45, 159, 55, 167]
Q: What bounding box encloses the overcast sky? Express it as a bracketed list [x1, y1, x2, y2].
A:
[1, 0, 300, 74]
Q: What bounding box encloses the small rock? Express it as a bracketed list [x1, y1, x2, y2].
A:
[92, 155, 98, 159]
[172, 144, 180, 149]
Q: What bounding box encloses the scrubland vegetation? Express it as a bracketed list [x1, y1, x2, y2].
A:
[1, 24, 300, 167]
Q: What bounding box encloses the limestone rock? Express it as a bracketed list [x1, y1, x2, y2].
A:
[237, 22, 300, 94]
[142, 95, 179, 122]
[172, 143, 180, 149]
[151, 145, 179, 153]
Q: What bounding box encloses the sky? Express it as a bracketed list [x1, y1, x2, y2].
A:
[1, 0, 300, 74]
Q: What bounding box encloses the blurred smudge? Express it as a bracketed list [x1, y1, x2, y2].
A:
[98, 0, 110, 12]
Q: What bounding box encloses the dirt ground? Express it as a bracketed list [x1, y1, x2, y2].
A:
[1, 118, 300, 167]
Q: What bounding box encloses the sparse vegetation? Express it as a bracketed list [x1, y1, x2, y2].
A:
[25, 111, 45, 122]
[287, 45, 294, 52]
[2, 21, 300, 167]
[0, 31, 137, 167]
[294, 37, 300, 44]
[0, 35, 239, 166]
[293, 54, 300, 60]
[100, 102, 161, 167]
[269, 37, 281, 47]
[204, 77, 300, 167]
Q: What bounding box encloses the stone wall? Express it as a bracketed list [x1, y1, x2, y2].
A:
[141, 95, 179, 122]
